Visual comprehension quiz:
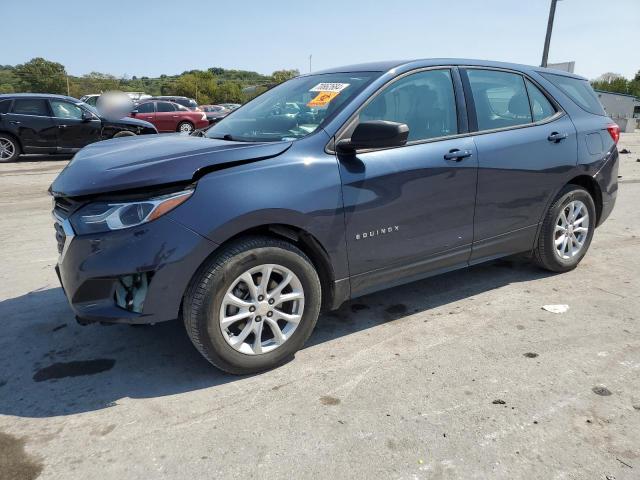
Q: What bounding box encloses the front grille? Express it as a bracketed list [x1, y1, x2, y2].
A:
[54, 221, 66, 255]
[52, 196, 81, 258]
[53, 196, 82, 220]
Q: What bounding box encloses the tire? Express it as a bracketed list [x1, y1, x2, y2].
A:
[177, 121, 194, 134]
[183, 236, 322, 374]
[533, 185, 596, 272]
[0, 133, 21, 163]
[113, 130, 136, 138]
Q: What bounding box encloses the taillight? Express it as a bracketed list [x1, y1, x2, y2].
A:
[607, 124, 620, 144]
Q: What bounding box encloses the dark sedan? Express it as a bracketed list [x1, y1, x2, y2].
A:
[0, 93, 157, 162]
[200, 104, 230, 124]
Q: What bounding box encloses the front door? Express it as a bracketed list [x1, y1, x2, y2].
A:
[133, 101, 156, 128]
[49, 99, 101, 150]
[337, 68, 478, 296]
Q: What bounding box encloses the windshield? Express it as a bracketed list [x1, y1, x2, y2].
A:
[78, 102, 99, 116]
[206, 72, 379, 142]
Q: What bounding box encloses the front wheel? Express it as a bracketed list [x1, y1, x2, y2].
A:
[177, 121, 194, 134]
[533, 185, 596, 272]
[183, 236, 321, 374]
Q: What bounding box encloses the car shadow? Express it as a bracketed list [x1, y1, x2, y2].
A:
[0, 257, 554, 418]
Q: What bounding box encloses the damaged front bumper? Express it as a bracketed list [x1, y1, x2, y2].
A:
[54, 214, 218, 325]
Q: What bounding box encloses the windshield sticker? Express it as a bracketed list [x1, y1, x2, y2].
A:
[307, 91, 340, 107]
[309, 83, 350, 93]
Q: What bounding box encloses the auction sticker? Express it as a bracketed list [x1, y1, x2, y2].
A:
[308, 91, 340, 107]
[309, 83, 350, 93]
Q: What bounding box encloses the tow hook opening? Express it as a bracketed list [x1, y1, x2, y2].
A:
[115, 272, 152, 313]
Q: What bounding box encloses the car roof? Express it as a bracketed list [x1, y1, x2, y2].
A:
[0, 93, 82, 102]
[151, 96, 190, 99]
[309, 58, 588, 80]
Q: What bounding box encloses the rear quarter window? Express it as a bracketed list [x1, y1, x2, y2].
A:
[541, 73, 606, 116]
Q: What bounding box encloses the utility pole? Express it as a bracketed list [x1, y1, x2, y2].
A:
[309, 54, 312, 73]
[66, 74, 70, 96]
[541, 0, 559, 67]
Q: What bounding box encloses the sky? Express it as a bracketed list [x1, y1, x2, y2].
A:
[1, 0, 638, 80]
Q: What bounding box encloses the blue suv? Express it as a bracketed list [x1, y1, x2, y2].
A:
[50, 59, 619, 373]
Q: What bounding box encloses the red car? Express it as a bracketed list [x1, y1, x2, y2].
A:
[130, 100, 208, 134]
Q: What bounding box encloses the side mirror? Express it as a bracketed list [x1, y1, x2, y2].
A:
[82, 111, 95, 122]
[336, 120, 409, 153]
[131, 110, 138, 116]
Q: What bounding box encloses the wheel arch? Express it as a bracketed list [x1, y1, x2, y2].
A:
[216, 223, 339, 312]
[0, 130, 22, 150]
[566, 175, 603, 225]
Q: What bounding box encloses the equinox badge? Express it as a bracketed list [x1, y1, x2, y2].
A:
[355, 226, 399, 240]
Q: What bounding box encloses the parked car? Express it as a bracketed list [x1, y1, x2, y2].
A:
[200, 104, 230, 124]
[50, 59, 618, 374]
[130, 100, 208, 133]
[148, 96, 199, 111]
[79, 94, 100, 107]
[0, 93, 157, 162]
[219, 103, 241, 111]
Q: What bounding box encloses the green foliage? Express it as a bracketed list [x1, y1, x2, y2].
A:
[1, 57, 302, 105]
[272, 69, 300, 84]
[591, 70, 640, 98]
[13, 57, 67, 94]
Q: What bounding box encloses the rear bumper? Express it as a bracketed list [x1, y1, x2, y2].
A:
[594, 147, 619, 227]
[55, 216, 218, 325]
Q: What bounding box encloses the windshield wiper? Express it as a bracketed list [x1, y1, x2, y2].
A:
[208, 134, 238, 141]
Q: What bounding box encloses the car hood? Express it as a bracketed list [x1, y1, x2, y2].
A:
[50, 134, 292, 197]
[101, 115, 156, 129]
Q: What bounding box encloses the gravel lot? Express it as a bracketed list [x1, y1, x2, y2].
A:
[0, 133, 639, 480]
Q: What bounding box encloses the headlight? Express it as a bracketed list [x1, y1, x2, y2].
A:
[70, 189, 193, 235]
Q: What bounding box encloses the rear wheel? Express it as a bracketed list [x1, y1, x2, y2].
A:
[0, 134, 20, 163]
[177, 121, 194, 134]
[533, 185, 596, 272]
[183, 236, 321, 374]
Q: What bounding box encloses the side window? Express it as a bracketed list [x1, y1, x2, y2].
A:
[50, 100, 83, 120]
[12, 99, 49, 116]
[466, 69, 532, 131]
[157, 102, 175, 112]
[0, 100, 11, 114]
[525, 79, 556, 122]
[136, 102, 155, 113]
[359, 69, 458, 142]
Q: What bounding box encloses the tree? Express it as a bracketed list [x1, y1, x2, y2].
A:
[271, 69, 299, 84]
[14, 57, 67, 94]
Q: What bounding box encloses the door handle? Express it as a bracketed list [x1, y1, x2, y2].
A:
[444, 149, 473, 161]
[57, 125, 69, 129]
[548, 132, 568, 143]
[9, 120, 20, 125]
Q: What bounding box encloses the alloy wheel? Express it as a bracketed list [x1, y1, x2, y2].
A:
[219, 264, 305, 355]
[554, 199, 589, 260]
[0, 138, 15, 160]
[179, 123, 193, 133]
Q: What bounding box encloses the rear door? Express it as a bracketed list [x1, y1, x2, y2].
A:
[337, 67, 478, 296]
[6, 98, 58, 152]
[155, 101, 179, 132]
[461, 68, 578, 262]
[49, 99, 101, 150]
